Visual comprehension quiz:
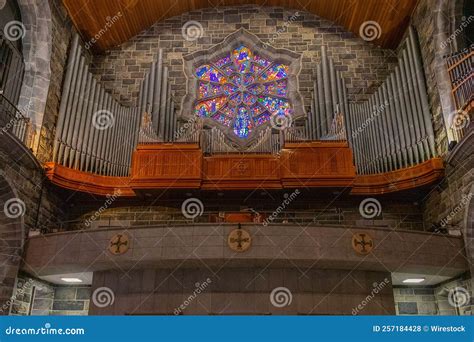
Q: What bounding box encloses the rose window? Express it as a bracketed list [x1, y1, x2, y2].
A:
[194, 45, 292, 139]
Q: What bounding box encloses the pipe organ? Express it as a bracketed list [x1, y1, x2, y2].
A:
[306, 46, 350, 141]
[53, 34, 141, 176]
[349, 26, 436, 174]
[137, 49, 176, 143]
[53, 35, 176, 177]
[49, 27, 439, 189]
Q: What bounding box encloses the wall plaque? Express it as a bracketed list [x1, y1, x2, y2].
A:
[108, 233, 130, 255]
[352, 233, 374, 255]
[227, 228, 251, 252]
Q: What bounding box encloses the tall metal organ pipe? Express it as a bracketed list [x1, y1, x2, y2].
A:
[52, 33, 142, 177]
[347, 27, 436, 174]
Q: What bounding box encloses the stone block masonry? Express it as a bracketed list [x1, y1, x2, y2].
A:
[89, 6, 398, 110]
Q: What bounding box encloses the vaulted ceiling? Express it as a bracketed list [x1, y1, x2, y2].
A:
[62, 0, 418, 52]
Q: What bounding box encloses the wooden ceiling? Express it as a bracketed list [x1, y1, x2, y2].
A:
[62, 0, 418, 52]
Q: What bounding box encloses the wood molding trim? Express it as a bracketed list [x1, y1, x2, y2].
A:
[351, 158, 444, 195]
[44, 145, 444, 196]
[44, 162, 135, 197]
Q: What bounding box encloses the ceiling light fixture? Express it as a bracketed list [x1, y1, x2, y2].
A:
[402, 278, 425, 284]
[60, 278, 83, 283]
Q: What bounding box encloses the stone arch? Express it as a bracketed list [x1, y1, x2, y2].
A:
[13, 0, 53, 153]
[431, 0, 468, 143]
[0, 171, 25, 315]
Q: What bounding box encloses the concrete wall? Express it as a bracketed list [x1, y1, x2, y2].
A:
[90, 268, 394, 315]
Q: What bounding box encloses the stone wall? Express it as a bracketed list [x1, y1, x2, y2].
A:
[90, 6, 398, 109]
[9, 273, 90, 316]
[63, 194, 427, 232]
[423, 132, 473, 234]
[36, 0, 74, 163]
[393, 275, 472, 316]
[0, 148, 67, 235]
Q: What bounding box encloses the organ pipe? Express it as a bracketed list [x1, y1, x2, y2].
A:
[349, 26, 437, 174]
[53, 34, 142, 177]
[308, 47, 350, 141]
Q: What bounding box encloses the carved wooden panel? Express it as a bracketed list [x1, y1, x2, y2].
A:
[45, 143, 443, 196]
[202, 154, 281, 189]
[130, 144, 202, 188]
[280, 142, 356, 187]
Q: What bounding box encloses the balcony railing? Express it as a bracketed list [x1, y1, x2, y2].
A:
[35, 209, 429, 235]
[0, 33, 25, 106]
[445, 45, 473, 141]
[0, 93, 30, 144]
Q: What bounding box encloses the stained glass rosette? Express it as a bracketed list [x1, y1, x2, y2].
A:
[194, 45, 292, 139]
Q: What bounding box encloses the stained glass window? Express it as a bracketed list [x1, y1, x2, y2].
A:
[194, 45, 292, 139]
